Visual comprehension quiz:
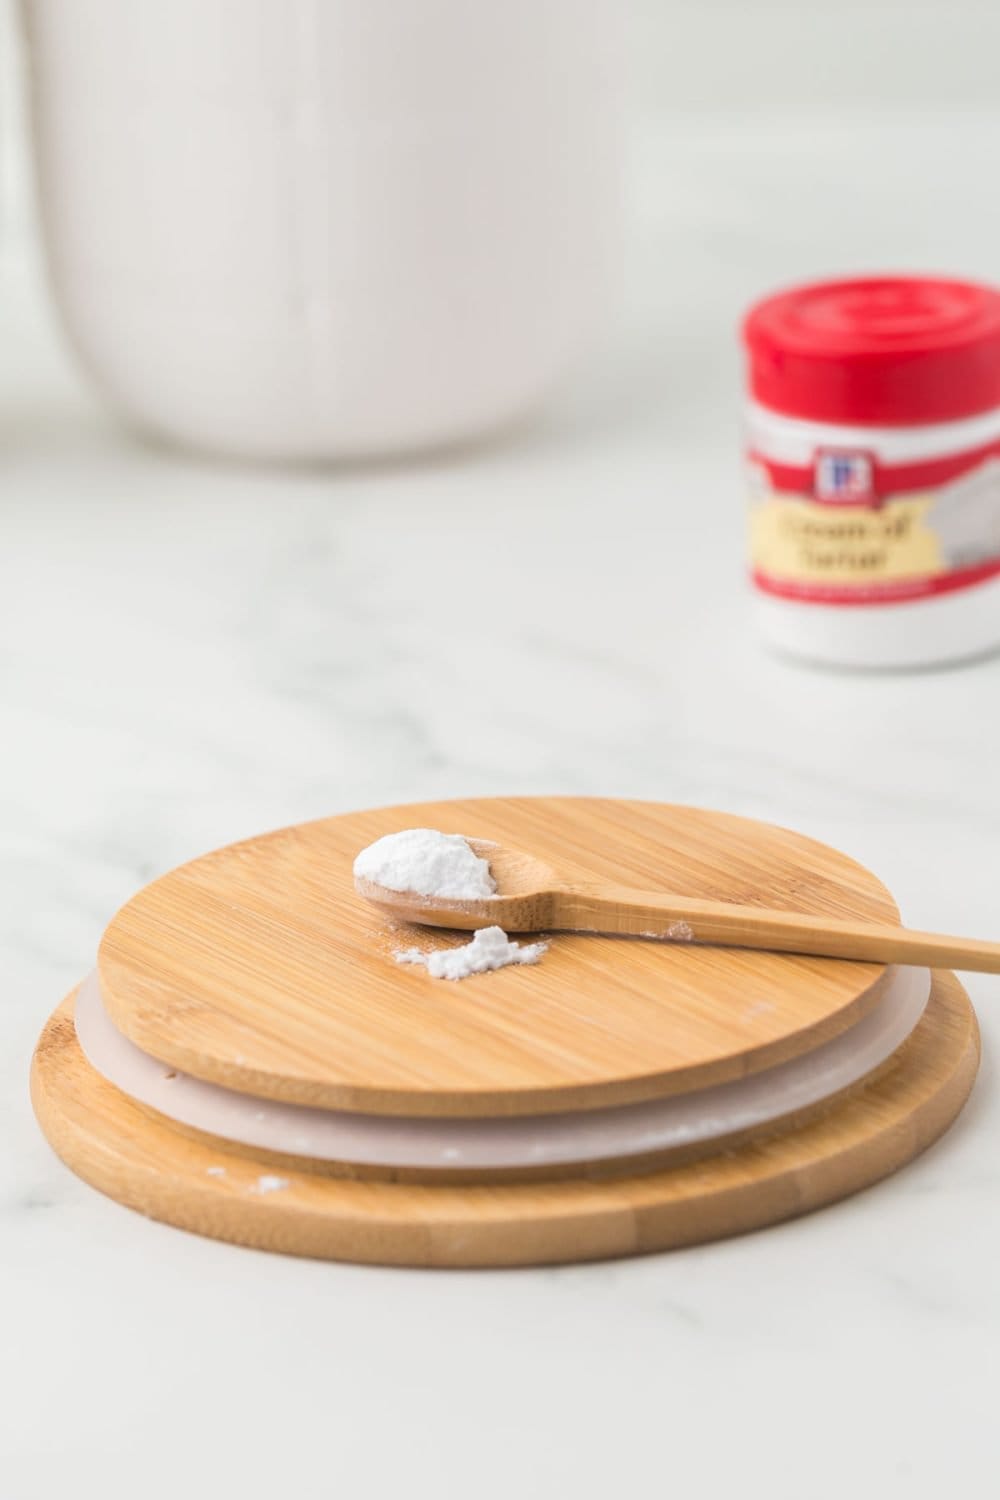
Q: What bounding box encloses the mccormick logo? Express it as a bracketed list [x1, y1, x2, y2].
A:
[814, 448, 877, 505]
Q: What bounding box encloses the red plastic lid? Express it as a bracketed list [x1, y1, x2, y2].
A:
[743, 275, 1000, 425]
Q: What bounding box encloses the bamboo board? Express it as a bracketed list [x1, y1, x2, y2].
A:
[31, 971, 979, 1268]
[97, 798, 902, 1118]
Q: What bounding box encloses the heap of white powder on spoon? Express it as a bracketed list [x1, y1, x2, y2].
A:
[353, 828, 548, 981]
[353, 828, 497, 900]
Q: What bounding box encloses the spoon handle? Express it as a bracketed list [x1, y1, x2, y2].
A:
[557, 889, 1000, 974]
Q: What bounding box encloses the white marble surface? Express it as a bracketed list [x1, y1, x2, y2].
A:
[4, 99, 1000, 1499]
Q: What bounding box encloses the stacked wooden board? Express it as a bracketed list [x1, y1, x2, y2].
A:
[31, 798, 980, 1267]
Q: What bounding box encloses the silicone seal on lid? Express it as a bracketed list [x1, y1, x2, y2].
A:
[743, 275, 1000, 426]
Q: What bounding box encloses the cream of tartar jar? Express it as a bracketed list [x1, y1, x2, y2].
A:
[742, 275, 1000, 668]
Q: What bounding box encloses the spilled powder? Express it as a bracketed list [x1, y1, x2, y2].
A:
[396, 925, 548, 981]
[251, 1175, 289, 1194]
[353, 828, 496, 900]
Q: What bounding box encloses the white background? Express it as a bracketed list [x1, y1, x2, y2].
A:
[3, 4, 1000, 1499]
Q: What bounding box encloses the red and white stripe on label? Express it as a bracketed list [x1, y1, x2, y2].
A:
[748, 402, 1000, 606]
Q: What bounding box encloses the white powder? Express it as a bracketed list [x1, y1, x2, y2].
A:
[354, 828, 497, 900]
[396, 925, 548, 981]
[357, 829, 548, 980]
[251, 1175, 289, 1194]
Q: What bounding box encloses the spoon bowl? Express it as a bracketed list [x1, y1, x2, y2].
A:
[355, 840, 562, 931]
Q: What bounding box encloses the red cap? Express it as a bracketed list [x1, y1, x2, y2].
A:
[743, 275, 1000, 425]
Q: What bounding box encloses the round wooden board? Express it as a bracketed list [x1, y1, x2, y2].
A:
[31, 972, 979, 1268]
[97, 799, 904, 1117]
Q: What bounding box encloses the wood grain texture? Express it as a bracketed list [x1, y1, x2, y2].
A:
[98, 798, 903, 1117]
[31, 972, 980, 1268]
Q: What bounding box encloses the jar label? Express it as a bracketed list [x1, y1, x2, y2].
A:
[749, 446, 1000, 604]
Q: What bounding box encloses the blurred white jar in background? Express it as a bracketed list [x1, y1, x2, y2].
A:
[21, 0, 622, 461]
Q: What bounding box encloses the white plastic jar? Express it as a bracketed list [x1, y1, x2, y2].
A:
[743, 276, 1000, 668]
[21, 0, 621, 462]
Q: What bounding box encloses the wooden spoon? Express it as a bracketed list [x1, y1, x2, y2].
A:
[356, 839, 1000, 974]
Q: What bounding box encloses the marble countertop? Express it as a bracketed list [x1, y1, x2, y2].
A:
[4, 108, 1000, 1499]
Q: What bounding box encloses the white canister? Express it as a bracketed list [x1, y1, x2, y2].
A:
[21, 0, 622, 461]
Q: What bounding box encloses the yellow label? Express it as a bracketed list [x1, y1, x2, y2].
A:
[750, 494, 942, 584]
